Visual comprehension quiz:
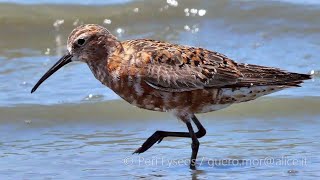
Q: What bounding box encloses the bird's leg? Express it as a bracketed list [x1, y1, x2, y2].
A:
[186, 121, 199, 169]
[134, 130, 192, 154]
[133, 115, 206, 154]
[191, 115, 206, 138]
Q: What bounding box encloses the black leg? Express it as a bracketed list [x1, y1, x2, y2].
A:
[134, 130, 191, 154]
[186, 121, 199, 169]
[191, 115, 206, 138]
[133, 114, 206, 154]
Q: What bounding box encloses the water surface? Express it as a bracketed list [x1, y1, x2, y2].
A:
[0, 0, 319, 179]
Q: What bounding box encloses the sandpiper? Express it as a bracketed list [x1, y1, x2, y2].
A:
[31, 24, 311, 169]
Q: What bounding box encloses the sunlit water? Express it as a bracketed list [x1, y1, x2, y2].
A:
[0, 0, 319, 179]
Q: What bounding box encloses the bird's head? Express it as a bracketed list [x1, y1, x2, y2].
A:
[31, 24, 121, 93]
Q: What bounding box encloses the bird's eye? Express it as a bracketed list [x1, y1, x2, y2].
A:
[77, 38, 86, 46]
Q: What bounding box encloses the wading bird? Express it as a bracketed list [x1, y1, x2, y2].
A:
[31, 24, 311, 169]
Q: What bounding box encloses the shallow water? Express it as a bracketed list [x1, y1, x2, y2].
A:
[0, 0, 319, 179]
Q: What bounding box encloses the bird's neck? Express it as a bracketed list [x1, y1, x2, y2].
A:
[86, 40, 124, 87]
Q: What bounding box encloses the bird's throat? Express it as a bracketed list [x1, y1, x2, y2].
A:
[87, 60, 111, 86]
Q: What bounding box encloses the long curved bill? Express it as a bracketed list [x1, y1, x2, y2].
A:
[31, 53, 73, 93]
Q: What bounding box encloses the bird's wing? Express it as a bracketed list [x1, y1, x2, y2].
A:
[123, 39, 243, 92]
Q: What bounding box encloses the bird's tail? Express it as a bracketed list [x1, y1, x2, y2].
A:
[235, 63, 311, 87]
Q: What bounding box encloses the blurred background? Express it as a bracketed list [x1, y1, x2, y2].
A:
[0, 0, 319, 179]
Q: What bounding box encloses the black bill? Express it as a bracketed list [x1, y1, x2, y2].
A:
[31, 53, 73, 93]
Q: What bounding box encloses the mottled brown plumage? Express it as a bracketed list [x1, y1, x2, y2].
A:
[120, 39, 309, 90]
[31, 24, 311, 169]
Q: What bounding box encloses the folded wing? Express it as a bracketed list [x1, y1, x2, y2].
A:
[124, 39, 243, 92]
[123, 39, 311, 92]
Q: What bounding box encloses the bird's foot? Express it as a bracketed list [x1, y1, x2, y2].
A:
[133, 131, 165, 154]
